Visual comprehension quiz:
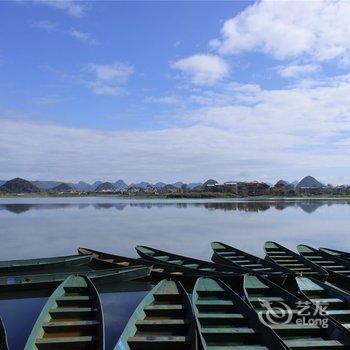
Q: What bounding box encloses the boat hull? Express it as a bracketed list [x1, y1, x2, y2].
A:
[115, 279, 197, 350]
[24, 275, 104, 350]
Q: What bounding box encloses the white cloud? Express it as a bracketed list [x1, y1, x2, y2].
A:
[211, 0, 350, 63]
[171, 54, 229, 85]
[69, 29, 97, 45]
[84, 62, 134, 96]
[277, 63, 320, 78]
[33, 0, 88, 17]
[4, 74, 350, 183]
[87, 62, 133, 83]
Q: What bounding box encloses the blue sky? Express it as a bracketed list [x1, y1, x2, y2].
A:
[1, 0, 350, 184]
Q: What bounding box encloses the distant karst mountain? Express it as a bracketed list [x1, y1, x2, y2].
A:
[297, 176, 324, 188]
[275, 180, 289, 187]
[133, 182, 151, 189]
[114, 180, 128, 189]
[188, 182, 202, 190]
[74, 181, 92, 191]
[91, 181, 103, 190]
[95, 182, 116, 192]
[203, 179, 218, 187]
[32, 181, 63, 190]
[0, 178, 41, 193]
[154, 182, 167, 188]
[51, 183, 75, 192]
[172, 182, 184, 189]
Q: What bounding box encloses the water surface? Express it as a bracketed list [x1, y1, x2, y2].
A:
[0, 197, 349, 349]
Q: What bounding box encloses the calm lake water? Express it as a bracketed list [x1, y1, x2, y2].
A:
[0, 197, 349, 349]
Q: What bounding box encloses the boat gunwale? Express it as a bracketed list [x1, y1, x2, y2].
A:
[211, 241, 293, 276]
[192, 276, 288, 350]
[243, 274, 350, 345]
[295, 275, 350, 332]
[78, 247, 211, 285]
[297, 244, 350, 270]
[264, 241, 329, 279]
[0, 254, 93, 270]
[0, 317, 8, 350]
[135, 245, 246, 276]
[0, 266, 151, 291]
[319, 247, 350, 263]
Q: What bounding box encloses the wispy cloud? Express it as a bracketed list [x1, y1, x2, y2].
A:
[32, 0, 88, 18]
[83, 62, 134, 96]
[30, 20, 58, 32]
[144, 95, 180, 105]
[171, 54, 229, 86]
[68, 29, 97, 45]
[30, 20, 96, 45]
[277, 63, 320, 78]
[32, 95, 65, 105]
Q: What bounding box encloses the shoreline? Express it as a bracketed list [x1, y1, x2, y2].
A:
[1, 193, 350, 201]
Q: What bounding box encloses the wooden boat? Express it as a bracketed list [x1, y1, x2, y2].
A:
[297, 244, 350, 291]
[211, 241, 292, 276]
[264, 241, 328, 280]
[136, 245, 245, 276]
[244, 274, 350, 349]
[296, 276, 350, 330]
[78, 247, 205, 286]
[0, 266, 151, 291]
[320, 247, 350, 262]
[24, 275, 104, 349]
[115, 279, 197, 350]
[0, 254, 92, 274]
[0, 317, 8, 350]
[193, 277, 287, 349]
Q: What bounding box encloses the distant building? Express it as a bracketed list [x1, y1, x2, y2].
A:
[236, 182, 270, 196]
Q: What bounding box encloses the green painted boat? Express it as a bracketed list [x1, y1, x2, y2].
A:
[0, 317, 8, 350]
[24, 275, 104, 350]
[0, 266, 151, 291]
[211, 241, 292, 276]
[244, 274, 350, 349]
[319, 247, 350, 262]
[264, 241, 328, 280]
[136, 245, 245, 276]
[0, 254, 92, 274]
[78, 247, 205, 286]
[115, 279, 197, 350]
[296, 276, 350, 331]
[192, 277, 287, 349]
[297, 244, 350, 291]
